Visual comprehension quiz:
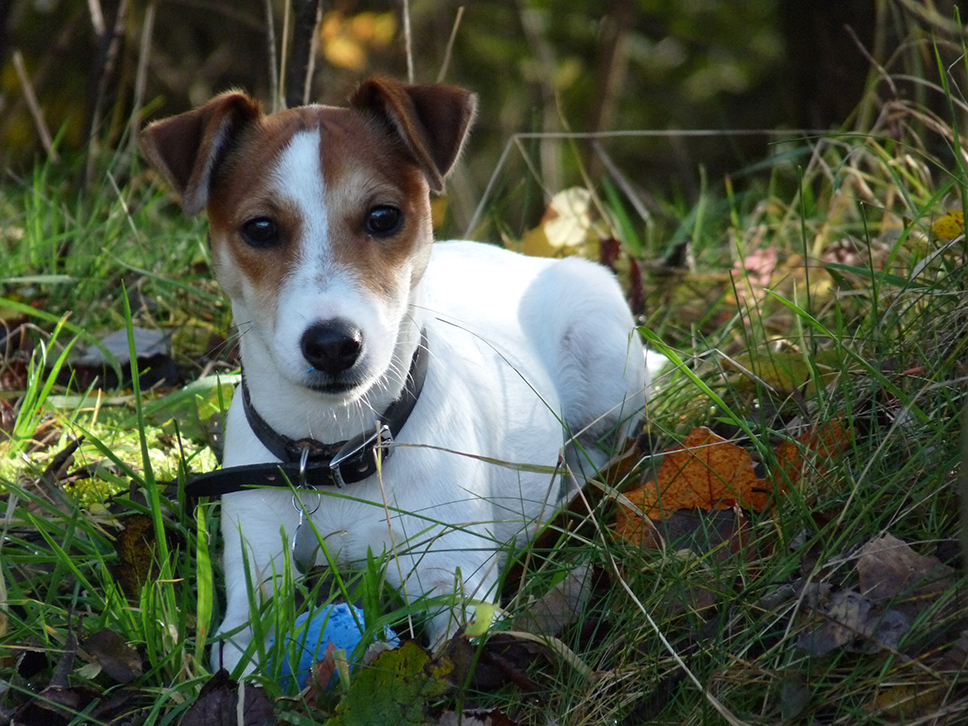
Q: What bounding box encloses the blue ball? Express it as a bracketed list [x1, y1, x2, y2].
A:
[272, 603, 397, 690]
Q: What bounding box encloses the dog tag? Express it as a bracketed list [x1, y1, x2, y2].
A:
[291, 514, 320, 575]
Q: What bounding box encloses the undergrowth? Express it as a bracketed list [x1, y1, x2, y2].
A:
[1, 33, 968, 726]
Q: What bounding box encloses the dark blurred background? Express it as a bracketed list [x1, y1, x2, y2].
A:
[1, 0, 964, 228]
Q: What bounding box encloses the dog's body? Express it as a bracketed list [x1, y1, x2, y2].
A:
[141, 79, 648, 674]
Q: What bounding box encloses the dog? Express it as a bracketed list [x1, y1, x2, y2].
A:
[140, 78, 649, 674]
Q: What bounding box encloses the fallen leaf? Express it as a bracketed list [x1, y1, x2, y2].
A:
[465, 601, 500, 638]
[114, 514, 156, 599]
[442, 633, 543, 694]
[10, 630, 99, 726]
[324, 34, 366, 70]
[348, 11, 396, 45]
[931, 209, 964, 240]
[83, 629, 143, 684]
[328, 641, 452, 725]
[302, 642, 338, 700]
[856, 533, 956, 605]
[73, 327, 170, 366]
[181, 669, 274, 726]
[797, 584, 910, 657]
[778, 677, 811, 721]
[616, 422, 851, 545]
[616, 427, 769, 541]
[942, 630, 968, 670]
[542, 188, 593, 248]
[515, 187, 596, 258]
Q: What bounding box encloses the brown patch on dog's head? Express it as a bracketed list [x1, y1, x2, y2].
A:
[202, 110, 317, 308]
[316, 110, 434, 300]
[140, 81, 476, 306]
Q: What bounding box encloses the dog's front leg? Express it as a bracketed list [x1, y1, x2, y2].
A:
[211, 489, 299, 674]
[387, 526, 503, 648]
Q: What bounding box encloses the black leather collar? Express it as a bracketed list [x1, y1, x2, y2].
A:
[185, 330, 428, 499]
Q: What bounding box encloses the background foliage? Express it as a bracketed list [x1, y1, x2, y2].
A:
[2, 1, 968, 725]
[4, 1, 955, 211]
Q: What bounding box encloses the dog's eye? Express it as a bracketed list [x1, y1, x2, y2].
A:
[240, 217, 280, 248]
[364, 206, 403, 238]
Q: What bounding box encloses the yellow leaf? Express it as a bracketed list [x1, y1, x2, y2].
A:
[931, 209, 964, 240]
[517, 226, 559, 258]
[321, 12, 342, 41]
[369, 13, 397, 45]
[349, 12, 396, 46]
[324, 35, 366, 70]
[465, 601, 500, 637]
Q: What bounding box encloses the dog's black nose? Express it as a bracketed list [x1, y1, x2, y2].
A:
[301, 320, 363, 375]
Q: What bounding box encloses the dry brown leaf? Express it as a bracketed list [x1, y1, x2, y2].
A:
[114, 514, 156, 599]
[797, 583, 911, 657]
[303, 641, 338, 701]
[83, 629, 143, 684]
[856, 533, 956, 605]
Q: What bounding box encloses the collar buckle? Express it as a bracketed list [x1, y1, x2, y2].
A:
[329, 424, 393, 488]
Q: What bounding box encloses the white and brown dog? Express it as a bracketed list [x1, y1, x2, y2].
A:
[141, 78, 648, 674]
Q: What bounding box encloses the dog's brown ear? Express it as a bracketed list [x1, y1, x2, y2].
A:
[140, 92, 262, 215]
[351, 78, 476, 193]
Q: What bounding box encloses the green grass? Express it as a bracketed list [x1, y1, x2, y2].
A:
[2, 52, 968, 726]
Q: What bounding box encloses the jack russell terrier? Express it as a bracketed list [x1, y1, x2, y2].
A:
[140, 78, 649, 674]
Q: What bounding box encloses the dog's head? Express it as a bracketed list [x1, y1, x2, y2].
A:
[141, 79, 475, 401]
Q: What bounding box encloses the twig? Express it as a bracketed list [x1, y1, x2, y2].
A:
[12, 51, 57, 162]
[278, 0, 291, 110]
[435, 6, 464, 84]
[302, 0, 323, 104]
[84, 0, 131, 189]
[401, 0, 413, 82]
[127, 0, 157, 176]
[845, 23, 897, 97]
[264, 0, 279, 112]
[285, 0, 322, 107]
[464, 128, 828, 239]
[592, 140, 653, 224]
[86, 0, 106, 37]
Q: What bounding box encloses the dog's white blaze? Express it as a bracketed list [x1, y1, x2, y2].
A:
[258, 128, 403, 426]
[272, 130, 329, 274]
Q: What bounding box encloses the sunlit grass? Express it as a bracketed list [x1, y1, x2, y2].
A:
[1, 35, 968, 726]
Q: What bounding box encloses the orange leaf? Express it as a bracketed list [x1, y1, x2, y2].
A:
[616, 427, 771, 543]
